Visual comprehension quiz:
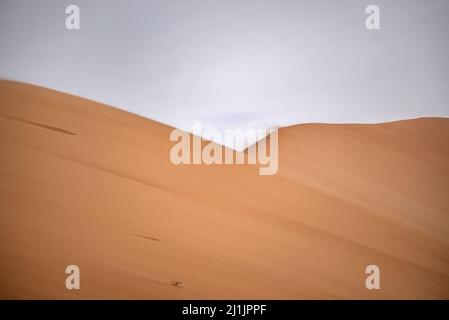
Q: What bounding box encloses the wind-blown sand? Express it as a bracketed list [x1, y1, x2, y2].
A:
[0, 80, 448, 299]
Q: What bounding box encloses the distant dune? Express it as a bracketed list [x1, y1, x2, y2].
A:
[0, 80, 448, 299]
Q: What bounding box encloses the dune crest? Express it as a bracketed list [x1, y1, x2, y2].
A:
[1, 80, 448, 299]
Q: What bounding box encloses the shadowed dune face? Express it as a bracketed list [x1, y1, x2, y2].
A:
[0, 80, 448, 299]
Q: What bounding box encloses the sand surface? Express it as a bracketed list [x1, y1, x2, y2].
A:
[1, 80, 448, 299]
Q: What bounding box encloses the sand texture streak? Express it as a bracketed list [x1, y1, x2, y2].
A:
[1, 80, 448, 299]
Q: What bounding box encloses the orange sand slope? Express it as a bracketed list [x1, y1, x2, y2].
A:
[1, 80, 448, 299]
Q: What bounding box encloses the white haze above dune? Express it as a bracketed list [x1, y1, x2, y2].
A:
[1, 0, 449, 150]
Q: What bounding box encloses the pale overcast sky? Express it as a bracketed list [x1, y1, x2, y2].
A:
[1, 0, 448, 149]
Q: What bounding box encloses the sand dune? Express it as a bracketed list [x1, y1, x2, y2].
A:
[0, 80, 448, 299]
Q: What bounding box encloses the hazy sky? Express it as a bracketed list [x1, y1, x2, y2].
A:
[1, 0, 448, 149]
